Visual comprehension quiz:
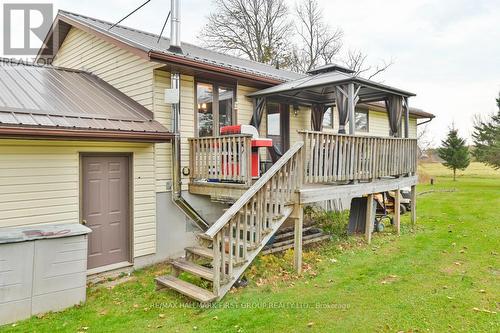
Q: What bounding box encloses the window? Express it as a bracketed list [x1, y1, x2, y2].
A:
[196, 82, 234, 137]
[322, 107, 333, 128]
[354, 109, 368, 132]
[266, 103, 280, 135]
[218, 86, 233, 129]
[197, 83, 214, 137]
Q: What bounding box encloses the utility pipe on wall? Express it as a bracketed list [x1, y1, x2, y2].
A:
[170, 72, 209, 231]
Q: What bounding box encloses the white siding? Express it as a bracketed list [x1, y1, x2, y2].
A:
[236, 85, 257, 126]
[290, 106, 311, 146]
[0, 140, 156, 258]
[53, 27, 161, 109]
[153, 70, 172, 192]
[291, 106, 418, 139]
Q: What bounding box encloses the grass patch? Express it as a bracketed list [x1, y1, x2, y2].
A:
[3, 163, 499, 332]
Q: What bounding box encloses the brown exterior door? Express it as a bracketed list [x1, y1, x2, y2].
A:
[82, 155, 130, 270]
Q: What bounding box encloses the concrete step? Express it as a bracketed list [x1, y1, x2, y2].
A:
[155, 275, 217, 303]
[171, 259, 214, 281]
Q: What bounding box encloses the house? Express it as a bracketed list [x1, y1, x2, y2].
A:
[0, 4, 434, 308]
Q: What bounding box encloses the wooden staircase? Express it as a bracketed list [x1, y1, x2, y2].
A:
[155, 142, 304, 302]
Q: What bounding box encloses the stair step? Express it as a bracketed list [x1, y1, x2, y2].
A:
[172, 259, 214, 281]
[186, 246, 213, 259]
[196, 233, 212, 241]
[155, 275, 217, 303]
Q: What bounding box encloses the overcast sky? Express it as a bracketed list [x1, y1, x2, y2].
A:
[2, 0, 499, 145]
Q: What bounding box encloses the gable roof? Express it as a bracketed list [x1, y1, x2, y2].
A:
[0, 59, 172, 142]
[39, 10, 303, 84]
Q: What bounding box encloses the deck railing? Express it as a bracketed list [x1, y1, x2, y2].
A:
[204, 142, 304, 297]
[188, 135, 253, 186]
[299, 130, 417, 184]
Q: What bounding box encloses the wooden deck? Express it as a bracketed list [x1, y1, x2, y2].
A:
[299, 176, 418, 203]
[157, 132, 418, 302]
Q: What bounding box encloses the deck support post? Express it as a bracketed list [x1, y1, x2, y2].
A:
[410, 185, 417, 226]
[293, 203, 303, 274]
[365, 194, 374, 244]
[394, 188, 401, 235]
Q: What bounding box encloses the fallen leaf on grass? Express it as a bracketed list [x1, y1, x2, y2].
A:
[381, 275, 399, 284]
[159, 314, 165, 319]
[307, 322, 314, 327]
[473, 307, 497, 314]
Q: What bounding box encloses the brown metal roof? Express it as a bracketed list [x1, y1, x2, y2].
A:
[0, 59, 172, 142]
[38, 10, 304, 84]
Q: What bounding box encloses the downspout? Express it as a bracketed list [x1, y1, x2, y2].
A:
[416, 117, 434, 126]
[170, 72, 209, 231]
[169, 0, 208, 231]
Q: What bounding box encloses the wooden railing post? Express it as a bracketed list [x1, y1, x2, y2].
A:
[293, 202, 303, 274]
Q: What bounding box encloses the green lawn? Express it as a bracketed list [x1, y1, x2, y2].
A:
[3, 163, 499, 333]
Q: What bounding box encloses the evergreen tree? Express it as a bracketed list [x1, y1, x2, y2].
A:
[472, 92, 500, 169]
[438, 127, 470, 181]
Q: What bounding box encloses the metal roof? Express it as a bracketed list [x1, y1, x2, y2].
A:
[306, 63, 355, 75]
[0, 59, 172, 141]
[247, 70, 416, 104]
[46, 10, 304, 83]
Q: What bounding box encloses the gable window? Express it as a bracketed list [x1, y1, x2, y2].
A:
[322, 107, 333, 128]
[196, 81, 235, 137]
[354, 108, 368, 132]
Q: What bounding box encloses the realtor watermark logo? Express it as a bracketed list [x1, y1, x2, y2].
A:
[3, 3, 53, 56]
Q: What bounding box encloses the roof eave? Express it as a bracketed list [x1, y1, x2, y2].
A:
[37, 12, 151, 62]
[149, 51, 284, 85]
[0, 126, 173, 143]
[39, 12, 287, 86]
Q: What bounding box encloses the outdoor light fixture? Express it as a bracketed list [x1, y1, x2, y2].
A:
[293, 103, 299, 117]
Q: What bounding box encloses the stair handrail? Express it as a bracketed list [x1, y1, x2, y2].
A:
[204, 141, 304, 239]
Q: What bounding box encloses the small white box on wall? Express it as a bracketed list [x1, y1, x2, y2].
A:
[164, 88, 179, 104]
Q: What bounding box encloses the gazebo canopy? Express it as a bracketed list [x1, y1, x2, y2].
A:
[248, 64, 416, 137]
[248, 65, 415, 105]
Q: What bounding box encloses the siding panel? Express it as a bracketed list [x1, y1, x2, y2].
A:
[0, 140, 156, 258]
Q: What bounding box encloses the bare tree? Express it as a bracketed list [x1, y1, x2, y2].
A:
[417, 123, 435, 160]
[289, 0, 343, 73]
[199, 0, 292, 66]
[342, 49, 393, 80]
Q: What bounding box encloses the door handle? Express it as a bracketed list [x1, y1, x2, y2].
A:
[82, 219, 87, 225]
